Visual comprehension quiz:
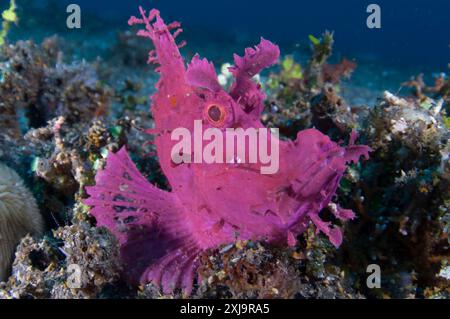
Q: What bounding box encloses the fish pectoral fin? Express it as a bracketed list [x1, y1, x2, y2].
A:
[85, 147, 201, 295]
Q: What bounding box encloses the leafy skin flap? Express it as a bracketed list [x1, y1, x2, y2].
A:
[186, 54, 221, 92]
[85, 7, 371, 295]
[230, 38, 280, 117]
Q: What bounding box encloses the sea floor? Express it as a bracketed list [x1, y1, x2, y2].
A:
[0, 4, 448, 299]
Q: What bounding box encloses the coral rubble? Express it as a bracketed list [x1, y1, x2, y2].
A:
[0, 220, 122, 299]
[340, 91, 449, 298]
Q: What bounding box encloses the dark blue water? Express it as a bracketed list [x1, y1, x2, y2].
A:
[44, 0, 449, 70]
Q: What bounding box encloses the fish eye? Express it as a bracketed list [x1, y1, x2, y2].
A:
[206, 104, 226, 125]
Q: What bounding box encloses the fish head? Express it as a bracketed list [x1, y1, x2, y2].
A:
[182, 37, 281, 130]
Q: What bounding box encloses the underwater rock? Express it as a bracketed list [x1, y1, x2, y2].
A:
[0, 37, 110, 130]
[309, 84, 359, 140]
[0, 163, 44, 282]
[0, 39, 54, 139]
[0, 235, 53, 298]
[196, 241, 302, 299]
[136, 235, 362, 299]
[50, 221, 122, 298]
[24, 115, 130, 215]
[339, 90, 449, 298]
[195, 238, 362, 299]
[41, 60, 111, 125]
[0, 220, 122, 299]
[26, 117, 83, 197]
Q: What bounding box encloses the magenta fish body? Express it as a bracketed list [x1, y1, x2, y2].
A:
[85, 7, 370, 294]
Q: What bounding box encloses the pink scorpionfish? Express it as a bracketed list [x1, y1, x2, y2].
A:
[85, 7, 370, 294]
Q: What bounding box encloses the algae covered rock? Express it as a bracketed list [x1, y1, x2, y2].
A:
[195, 237, 362, 299]
[0, 220, 122, 299]
[339, 91, 449, 298]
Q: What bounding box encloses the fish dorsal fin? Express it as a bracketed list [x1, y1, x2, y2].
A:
[129, 7, 187, 90]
